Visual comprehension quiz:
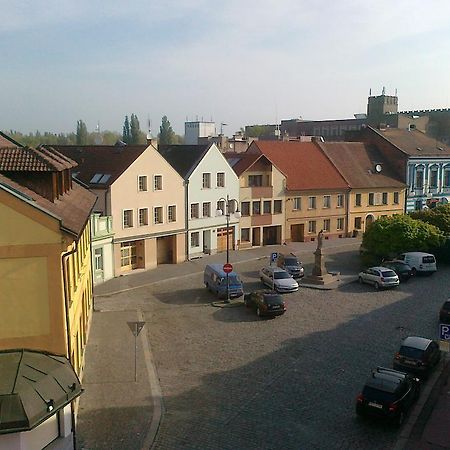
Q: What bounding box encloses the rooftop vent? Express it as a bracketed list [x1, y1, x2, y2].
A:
[416, 147, 422, 151]
[437, 146, 444, 151]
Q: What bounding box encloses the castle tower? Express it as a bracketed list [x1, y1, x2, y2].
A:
[367, 87, 398, 127]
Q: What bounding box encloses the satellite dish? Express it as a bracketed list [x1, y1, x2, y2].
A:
[375, 164, 382, 173]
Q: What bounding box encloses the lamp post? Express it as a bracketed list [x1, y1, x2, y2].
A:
[216, 195, 241, 303]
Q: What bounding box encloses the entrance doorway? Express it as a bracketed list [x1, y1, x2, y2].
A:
[252, 227, 261, 246]
[291, 224, 305, 242]
[263, 226, 282, 245]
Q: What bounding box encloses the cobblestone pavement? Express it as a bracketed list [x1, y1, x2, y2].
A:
[97, 245, 449, 449]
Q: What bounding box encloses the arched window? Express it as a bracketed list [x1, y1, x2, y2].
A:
[444, 165, 450, 188]
[429, 165, 439, 189]
[414, 165, 425, 189]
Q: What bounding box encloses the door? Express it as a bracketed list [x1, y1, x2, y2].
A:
[365, 214, 375, 230]
[252, 227, 261, 246]
[291, 224, 305, 242]
[157, 236, 173, 264]
[217, 227, 234, 252]
[120, 241, 137, 271]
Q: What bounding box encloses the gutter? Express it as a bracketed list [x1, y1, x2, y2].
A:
[184, 179, 189, 261]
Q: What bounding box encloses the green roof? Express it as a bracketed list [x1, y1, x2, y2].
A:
[0, 349, 83, 434]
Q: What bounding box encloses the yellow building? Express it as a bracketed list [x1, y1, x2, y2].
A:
[0, 139, 96, 377]
[318, 142, 406, 235]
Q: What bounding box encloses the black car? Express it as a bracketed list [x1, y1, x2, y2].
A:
[244, 290, 286, 318]
[276, 253, 305, 278]
[439, 299, 450, 324]
[382, 260, 413, 281]
[356, 367, 420, 425]
[393, 336, 441, 378]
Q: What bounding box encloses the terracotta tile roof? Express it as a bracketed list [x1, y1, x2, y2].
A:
[46, 144, 149, 187]
[0, 131, 22, 148]
[0, 173, 96, 237]
[252, 141, 349, 191]
[373, 127, 450, 156]
[227, 152, 261, 176]
[157, 144, 210, 179]
[318, 142, 405, 189]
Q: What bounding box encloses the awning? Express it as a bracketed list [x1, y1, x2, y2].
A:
[0, 349, 83, 434]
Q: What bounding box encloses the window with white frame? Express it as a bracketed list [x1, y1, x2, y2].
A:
[444, 167, 450, 187]
[241, 228, 250, 242]
[217, 200, 225, 214]
[202, 173, 211, 188]
[323, 195, 331, 208]
[337, 194, 344, 207]
[191, 232, 200, 247]
[274, 200, 282, 214]
[191, 203, 200, 219]
[354, 217, 362, 229]
[368, 193, 375, 205]
[252, 201, 261, 215]
[168, 205, 176, 222]
[355, 193, 362, 206]
[154, 175, 163, 191]
[138, 175, 148, 192]
[415, 168, 424, 188]
[382, 192, 388, 205]
[323, 219, 330, 232]
[123, 209, 133, 228]
[154, 207, 163, 224]
[337, 217, 344, 230]
[263, 200, 271, 214]
[94, 248, 103, 271]
[217, 172, 225, 187]
[241, 202, 250, 216]
[308, 220, 316, 233]
[138, 208, 149, 226]
[393, 191, 399, 204]
[308, 196, 316, 209]
[293, 197, 301, 210]
[430, 167, 438, 188]
[202, 202, 211, 217]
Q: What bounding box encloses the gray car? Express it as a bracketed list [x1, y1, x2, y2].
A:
[260, 267, 299, 293]
[276, 253, 305, 278]
[358, 266, 399, 289]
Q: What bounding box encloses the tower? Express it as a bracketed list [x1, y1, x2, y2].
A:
[367, 87, 398, 127]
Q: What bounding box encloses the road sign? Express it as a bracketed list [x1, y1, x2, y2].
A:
[439, 323, 450, 340]
[223, 263, 233, 273]
[128, 321, 146, 337]
[271, 252, 278, 263]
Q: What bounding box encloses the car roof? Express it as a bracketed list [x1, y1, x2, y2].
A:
[265, 266, 286, 272]
[401, 336, 432, 350]
[370, 266, 394, 271]
[206, 264, 238, 277]
[400, 252, 434, 257]
[384, 260, 408, 265]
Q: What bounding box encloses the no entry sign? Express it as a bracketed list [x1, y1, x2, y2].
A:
[223, 263, 233, 273]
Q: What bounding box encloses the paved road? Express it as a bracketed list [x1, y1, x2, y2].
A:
[141, 250, 448, 450]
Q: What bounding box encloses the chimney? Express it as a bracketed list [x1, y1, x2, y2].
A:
[147, 136, 158, 149]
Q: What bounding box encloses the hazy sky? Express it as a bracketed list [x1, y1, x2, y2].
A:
[1, 0, 450, 136]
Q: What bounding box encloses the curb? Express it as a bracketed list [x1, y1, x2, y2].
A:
[211, 299, 245, 308]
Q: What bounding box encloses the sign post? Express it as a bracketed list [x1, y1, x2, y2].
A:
[439, 324, 450, 352]
[128, 321, 146, 382]
[270, 252, 278, 267]
[223, 263, 233, 304]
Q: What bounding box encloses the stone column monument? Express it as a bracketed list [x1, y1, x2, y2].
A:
[303, 230, 336, 285]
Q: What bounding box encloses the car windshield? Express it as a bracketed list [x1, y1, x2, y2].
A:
[422, 256, 435, 263]
[381, 270, 397, 277]
[284, 258, 299, 265]
[274, 272, 291, 279]
[399, 346, 424, 359]
[228, 275, 241, 285]
[362, 386, 396, 403]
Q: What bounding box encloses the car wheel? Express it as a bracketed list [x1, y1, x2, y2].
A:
[396, 411, 405, 426]
[358, 277, 363, 284]
[411, 268, 417, 276]
[256, 307, 261, 317]
[374, 282, 380, 290]
[205, 282, 209, 290]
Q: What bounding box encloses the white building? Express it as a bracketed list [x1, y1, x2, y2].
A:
[184, 121, 216, 145]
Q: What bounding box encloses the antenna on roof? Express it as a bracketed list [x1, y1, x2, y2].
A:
[369, 88, 372, 96]
[382, 86, 386, 95]
[147, 117, 152, 139]
[395, 88, 398, 96]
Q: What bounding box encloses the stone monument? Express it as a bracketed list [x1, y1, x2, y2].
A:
[303, 230, 336, 286]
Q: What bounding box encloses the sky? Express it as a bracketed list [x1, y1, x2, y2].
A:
[1, 0, 450, 136]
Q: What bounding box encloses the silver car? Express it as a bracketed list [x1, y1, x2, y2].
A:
[358, 266, 399, 290]
[260, 267, 299, 293]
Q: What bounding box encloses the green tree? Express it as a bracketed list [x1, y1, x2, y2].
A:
[130, 113, 142, 144]
[362, 215, 444, 260]
[159, 115, 175, 145]
[410, 204, 450, 236]
[76, 120, 88, 145]
[122, 116, 131, 143]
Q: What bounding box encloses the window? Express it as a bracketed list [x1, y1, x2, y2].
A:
[202, 202, 211, 218]
[252, 201, 261, 215]
[248, 175, 263, 186]
[94, 248, 103, 271]
[202, 173, 211, 188]
[154, 207, 163, 224]
[154, 175, 163, 191]
[430, 168, 438, 188]
[444, 168, 450, 187]
[323, 195, 331, 208]
[415, 199, 423, 210]
[168, 205, 176, 222]
[191, 232, 200, 247]
[308, 220, 316, 233]
[382, 192, 388, 205]
[217, 200, 225, 214]
[263, 200, 272, 214]
[337, 217, 344, 230]
[138, 175, 148, 192]
[368, 193, 374, 206]
[323, 219, 330, 232]
[308, 196, 316, 209]
[191, 203, 200, 219]
[293, 197, 301, 210]
[274, 200, 282, 214]
[217, 172, 225, 187]
[354, 217, 362, 229]
[337, 194, 344, 208]
[123, 209, 133, 228]
[355, 193, 362, 207]
[241, 228, 250, 242]
[138, 208, 149, 226]
[415, 169, 424, 189]
[393, 192, 399, 204]
[241, 201, 250, 216]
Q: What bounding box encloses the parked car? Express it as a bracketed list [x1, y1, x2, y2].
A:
[244, 290, 286, 318]
[260, 267, 299, 293]
[356, 366, 420, 426]
[396, 252, 437, 276]
[382, 260, 413, 281]
[204, 264, 244, 299]
[393, 336, 441, 378]
[439, 299, 450, 324]
[358, 267, 400, 289]
[276, 253, 304, 278]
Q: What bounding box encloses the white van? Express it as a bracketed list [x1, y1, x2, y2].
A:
[396, 252, 437, 275]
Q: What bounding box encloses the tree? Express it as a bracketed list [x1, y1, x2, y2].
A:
[76, 120, 88, 145]
[159, 115, 175, 145]
[130, 113, 141, 144]
[410, 204, 450, 236]
[362, 215, 445, 260]
[122, 116, 131, 143]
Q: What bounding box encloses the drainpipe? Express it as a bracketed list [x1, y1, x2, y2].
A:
[61, 240, 78, 450]
[345, 189, 351, 237]
[184, 179, 189, 261]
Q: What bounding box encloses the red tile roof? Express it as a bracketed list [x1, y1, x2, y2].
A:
[228, 152, 262, 176]
[251, 141, 348, 190]
[319, 142, 405, 189]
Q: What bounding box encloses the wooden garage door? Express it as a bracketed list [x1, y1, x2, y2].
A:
[217, 227, 234, 253]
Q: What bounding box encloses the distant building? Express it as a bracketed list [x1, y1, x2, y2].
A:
[199, 132, 253, 153]
[184, 121, 216, 145]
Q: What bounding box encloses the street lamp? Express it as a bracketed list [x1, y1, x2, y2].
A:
[216, 195, 241, 303]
